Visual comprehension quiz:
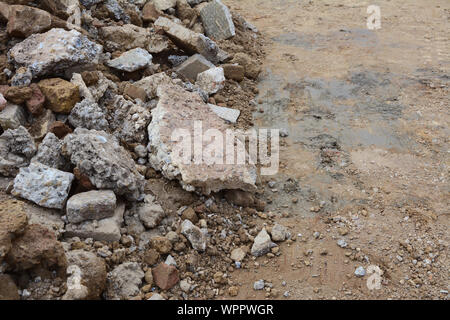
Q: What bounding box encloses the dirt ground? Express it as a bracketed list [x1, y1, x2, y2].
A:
[222, 0, 449, 300]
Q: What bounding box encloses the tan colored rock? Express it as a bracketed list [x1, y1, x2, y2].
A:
[151, 236, 172, 254]
[0, 199, 28, 264]
[4, 86, 32, 105]
[7, 5, 52, 38]
[100, 24, 150, 51]
[231, 53, 261, 80]
[38, 78, 80, 114]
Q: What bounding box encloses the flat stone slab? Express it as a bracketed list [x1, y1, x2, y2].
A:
[200, 0, 236, 40]
[174, 54, 215, 82]
[66, 190, 117, 224]
[12, 162, 74, 209]
[208, 104, 240, 123]
[106, 48, 153, 72]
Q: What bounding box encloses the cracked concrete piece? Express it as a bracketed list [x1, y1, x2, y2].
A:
[200, 0, 235, 40]
[66, 190, 117, 224]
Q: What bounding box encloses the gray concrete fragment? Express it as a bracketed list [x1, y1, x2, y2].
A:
[31, 132, 70, 171]
[106, 48, 153, 72]
[200, 0, 235, 40]
[0, 126, 36, 176]
[0, 103, 26, 130]
[66, 190, 117, 224]
[251, 228, 277, 257]
[208, 104, 240, 123]
[174, 54, 215, 82]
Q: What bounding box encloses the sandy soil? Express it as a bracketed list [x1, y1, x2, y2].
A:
[223, 0, 449, 300]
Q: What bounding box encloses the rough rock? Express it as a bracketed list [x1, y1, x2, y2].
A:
[6, 224, 67, 275]
[0, 126, 36, 176]
[154, 16, 220, 62]
[65, 203, 125, 242]
[28, 109, 56, 141]
[40, 0, 79, 19]
[222, 63, 244, 82]
[147, 33, 170, 54]
[0, 274, 20, 300]
[62, 128, 145, 201]
[150, 236, 172, 254]
[200, 0, 235, 40]
[130, 194, 166, 229]
[0, 103, 27, 130]
[12, 163, 74, 209]
[196, 67, 225, 94]
[230, 247, 246, 262]
[65, 250, 107, 300]
[26, 84, 45, 115]
[38, 78, 80, 114]
[152, 0, 177, 11]
[271, 223, 288, 242]
[31, 132, 69, 171]
[147, 85, 257, 194]
[175, 54, 215, 82]
[107, 48, 153, 72]
[231, 52, 261, 80]
[70, 73, 94, 102]
[251, 228, 277, 257]
[142, 2, 163, 23]
[66, 190, 117, 224]
[68, 99, 109, 130]
[123, 83, 147, 102]
[100, 24, 150, 52]
[108, 95, 151, 144]
[181, 207, 198, 223]
[0, 199, 28, 263]
[9, 28, 102, 79]
[106, 262, 144, 300]
[134, 72, 175, 100]
[7, 5, 52, 38]
[11, 67, 32, 87]
[181, 219, 206, 252]
[152, 262, 179, 290]
[2, 86, 32, 105]
[62, 265, 89, 300]
[208, 104, 240, 123]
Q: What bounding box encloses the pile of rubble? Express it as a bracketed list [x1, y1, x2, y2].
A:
[0, 0, 286, 300]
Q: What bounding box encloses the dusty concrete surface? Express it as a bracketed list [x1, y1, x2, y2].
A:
[223, 0, 449, 300]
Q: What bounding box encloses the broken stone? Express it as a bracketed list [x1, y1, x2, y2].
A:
[153, 0, 177, 11]
[181, 219, 206, 252]
[152, 262, 179, 290]
[108, 95, 151, 144]
[134, 72, 175, 100]
[222, 63, 244, 82]
[62, 128, 145, 201]
[31, 132, 69, 171]
[9, 28, 102, 79]
[124, 83, 147, 102]
[0, 274, 20, 300]
[208, 104, 240, 123]
[147, 85, 257, 194]
[70, 73, 94, 102]
[131, 194, 166, 229]
[230, 247, 246, 262]
[151, 236, 172, 254]
[68, 99, 109, 130]
[175, 53, 215, 82]
[196, 67, 225, 94]
[62, 265, 89, 300]
[65, 203, 125, 242]
[106, 262, 144, 300]
[0, 103, 26, 130]
[28, 109, 55, 141]
[107, 48, 153, 72]
[0, 126, 36, 176]
[231, 52, 261, 80]
[66, 190, 117, 224]
[100, 24, 149, 52]
[147, 33, 170, 54]
[200, 0, 235, 40]
[12, 162, 74, 209]
[104, 0, 130, 23]
[6, 224, 67, 276]
[11, 67, 32, 87]
[142, 2, 163, 23]
[181, 207, 198, 223]
[271, 223, 288, 242]
[0, 199, 28, 264]
[7, 5, 52, 38]
[26, 84, 45, 115]
[2, 86, 32, 105]
[251, 228, 277, 257]
[154, 16, 219, 62]
[65, 250, 107, 300]
[40, 0, 79, 19]
[38, 78, 80, 114]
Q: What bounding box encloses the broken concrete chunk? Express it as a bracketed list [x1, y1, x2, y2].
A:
[100, 24, 149, 52]
[7, 5, 52, 38]
[62, 128, 145, 201]
[0, 126, 36, 176]
[9, 28, 102, 79]
[147, 85, 257, 195]
[154, 16, 219, 63]
[0, 103, 26, 130]
[152, 0, 177, 11]
[208, 104, 240, 123]
[65, 202, 125, 242]
[200, 0, 235, 40]
[181, 219, 207, 252]
[28, 109, 56, 141]
[134, 72, 175, 100]
[107, 48, 153, 72]
[251, 228, 277, 257]
[66, 190, 117, 224]
[106, 261, 144, 300]
[271, 223, 289, 242]
[196, 67, 225, 94]
[174, 53, 215, 82]
[68, 99, 109, 131]
[135, 194, 166, 229]
[38, 78, 81, 114]
[31, 132, 70, 171]
[12, 162, 74, 209]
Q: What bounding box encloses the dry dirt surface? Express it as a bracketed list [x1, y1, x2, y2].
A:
[222, 0, 449, 300]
